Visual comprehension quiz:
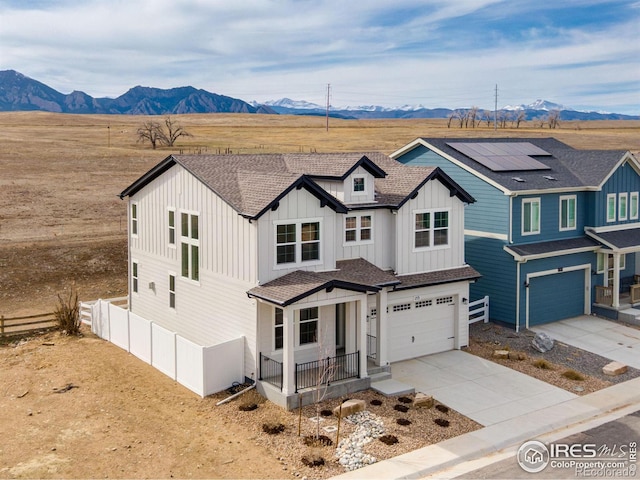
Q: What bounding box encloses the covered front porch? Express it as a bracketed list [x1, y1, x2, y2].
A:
[247, 261, 399, 409]
[587, 228, 640, 317]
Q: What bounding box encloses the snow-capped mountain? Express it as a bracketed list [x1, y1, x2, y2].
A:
[503, 99, 571, 112]
[260, 98, 324, 110]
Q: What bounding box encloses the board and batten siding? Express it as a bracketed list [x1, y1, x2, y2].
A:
[257, 187, 338, 284]
[336, 209, 395, 271]
[396, 145, 509, 235]
[127, 164, 259, 380]
[595, 162, 640, 227]
[394, 179, 465, 275]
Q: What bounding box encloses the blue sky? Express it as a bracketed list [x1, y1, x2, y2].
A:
[1, 0, 638, 114]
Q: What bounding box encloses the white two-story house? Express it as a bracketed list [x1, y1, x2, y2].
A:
[119, 152, 479, 408]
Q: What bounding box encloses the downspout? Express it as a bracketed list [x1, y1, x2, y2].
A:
[516, 260, 521, 333]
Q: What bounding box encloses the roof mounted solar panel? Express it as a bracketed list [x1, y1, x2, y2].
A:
[447, 142, 552, 172]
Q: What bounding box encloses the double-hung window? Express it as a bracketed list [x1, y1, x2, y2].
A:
[345, 214, 372, 243]
[619, 193, 628, 221]
[274, 308, 283, 350]
[522, 198, 540, 235]
[559, 195, 576, 231]
[352, 176, 366, 195]
[131, 203, 138, 236]
[132, 261, 139, 293]
[631, 192, 639, 220]
[168, 209, 176, 246]
[607, 194, 617, 222]
[414, 210, 449, 249]
[275, 220, 321, 266]
[169, 274, 176, 309]
[299, 307, 318, 345]
[180, 212, 199, 281]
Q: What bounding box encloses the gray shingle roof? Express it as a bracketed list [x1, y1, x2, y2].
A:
[120, 152, 473, 218]
[505, 237, 601, 258]
[417, 137, 628, 191]
[248, 261, 481, 306]
[586, 228, 640, 250]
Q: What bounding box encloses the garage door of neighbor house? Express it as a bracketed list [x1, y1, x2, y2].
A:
[388, 295, 456, 362]
[529, 269, 585, 326]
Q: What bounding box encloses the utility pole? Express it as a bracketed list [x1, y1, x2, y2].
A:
[494, 84, 498, 131]
[326, 84, 331, 132]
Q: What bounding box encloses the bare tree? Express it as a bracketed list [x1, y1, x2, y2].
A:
[467, 106, 479, 128]
[547, 109, 561, 129]
[159, 116, 192, 146]
[136, 116, 192, 149]
[515, 110, 526, 128]
[482, 110, 493, 128]
[136, 121, 163, 149]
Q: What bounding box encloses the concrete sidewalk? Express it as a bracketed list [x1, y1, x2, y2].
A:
[532, 316, 640, 369]
[332, 377, 640, 479]
[390, 350, 576, 426]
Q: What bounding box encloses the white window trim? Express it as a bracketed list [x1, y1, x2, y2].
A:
[131, 202, 139, 237]
[631, 192, 639, 220]
[619, 192, 628, 221]
[413, 208, 451, 252]
[297, 307, 319, 347]
[168, 208, 176, 248]
[351, 174, 367, 196]
[607, 193, 617, 222]
[168, 272, 176, 310]
[132, 259, 139, 294]
[180, 210, 200, 283]
[273, 307, 283, 351]
[559, 195, 577, 232]
[596, 252, 626, 273]
[273, 218, 323, 269]
[343, 213, 374, 246]
[521, 197, 541, 236]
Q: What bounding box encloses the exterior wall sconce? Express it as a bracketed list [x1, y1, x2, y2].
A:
[462, 298, 468, 304]
[524, 281, 529, 288]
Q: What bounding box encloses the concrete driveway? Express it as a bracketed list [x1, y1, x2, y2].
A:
[532, 316, 640, 369]
[390, 350, 576, 426]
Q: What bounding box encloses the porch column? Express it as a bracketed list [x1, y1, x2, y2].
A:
[359, 298, 368, 379]
[282, 306, 295, 395]
[376, 288, 389, 366]
[613, 252, 621, 308]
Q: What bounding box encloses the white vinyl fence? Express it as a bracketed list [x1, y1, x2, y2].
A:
[84, 299, 244, 397]
[468, 295, 490, 324]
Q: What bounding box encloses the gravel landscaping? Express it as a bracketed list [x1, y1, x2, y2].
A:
[467, 320, 640, 394]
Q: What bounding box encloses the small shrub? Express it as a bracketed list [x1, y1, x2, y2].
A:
[379, 435, 398, 445]
[239, 403, 258, 411]
[562, 369, 585, 381]
[393, 404, 409, 413]
[303, 435, 332, 447]
[434, 418, 450, 427]
[533, 359, 553, 370]
[398, 396, 412, 404]
[262, 422, 285, 435]
[435, 404, 449, 414]
[301, 451, 325, 467]
[54, 290, 80, 336]
[370, 399, 383, 406]
[396, 418, 411, 426]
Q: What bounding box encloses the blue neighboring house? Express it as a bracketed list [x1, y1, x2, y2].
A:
[392, 137, 640, 330]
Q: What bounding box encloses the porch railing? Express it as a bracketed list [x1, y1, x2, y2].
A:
[367, 334, 377, 360]
[259, 353, 283, 391]
[595, 285, 613, 306]
[295, 351, 359, 393]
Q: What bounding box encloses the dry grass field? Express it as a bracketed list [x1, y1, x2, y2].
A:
[1, 112, 639, 316]
[1, 112, 639, 479]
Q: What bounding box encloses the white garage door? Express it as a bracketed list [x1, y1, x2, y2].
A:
[388, 295, 456, 362]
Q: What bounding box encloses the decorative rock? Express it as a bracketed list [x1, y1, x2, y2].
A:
[334, 399, 365, 418]
[532, 332, 554, 353]
[603, 361, 628, 376]
[413, 392, 434, 409]
[493, 349, 510, 359]
[508, 351, 526, 361]
[335, 411, 383, 471]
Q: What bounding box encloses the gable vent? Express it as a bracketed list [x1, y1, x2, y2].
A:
[512, 177, 525, 183]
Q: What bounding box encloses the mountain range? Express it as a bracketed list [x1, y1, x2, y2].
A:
[1, 69, 637, 120]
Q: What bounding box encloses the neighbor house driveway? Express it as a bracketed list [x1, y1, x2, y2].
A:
[390, 350, 576, 426]
[532, 316, 640, 369]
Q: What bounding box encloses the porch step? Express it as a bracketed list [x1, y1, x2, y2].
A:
[370, 378, 415, 397]
[369, 371, 392, 383]
[618, 308, 640, 327]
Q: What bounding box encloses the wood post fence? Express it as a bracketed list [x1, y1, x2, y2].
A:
[0, 312, 57, 338]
